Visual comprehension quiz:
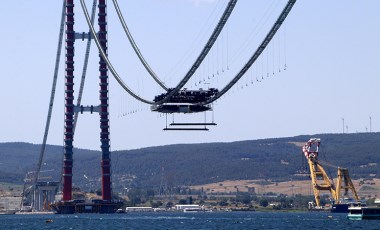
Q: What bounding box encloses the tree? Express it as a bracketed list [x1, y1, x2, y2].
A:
[166, 201, 174, 208]
[259, 199, 269, 207]
[146, 188, 155, 199]
[219, 200, 228, 206]
[236, 193, 251, 204]
[95, 189, 102, 196]
[127, 188, 142, 206]
[150, 201, 163, 208]
[178, 199, 187, 204]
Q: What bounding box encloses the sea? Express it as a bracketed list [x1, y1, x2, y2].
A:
[0, 211, 378, 230]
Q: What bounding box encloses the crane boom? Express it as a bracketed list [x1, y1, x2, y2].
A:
[302, 138, 359, 208]
[303, 138, 337, 207]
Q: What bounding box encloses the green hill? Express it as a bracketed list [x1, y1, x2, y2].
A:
[0, 133, 379, 192]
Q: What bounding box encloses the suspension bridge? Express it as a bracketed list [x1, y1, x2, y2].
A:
[26, 0, 297, 214]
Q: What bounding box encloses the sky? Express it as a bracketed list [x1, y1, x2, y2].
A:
[0, 0, 379, 151]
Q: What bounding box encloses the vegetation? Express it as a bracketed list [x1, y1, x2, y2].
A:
[0, 133, 379, 193]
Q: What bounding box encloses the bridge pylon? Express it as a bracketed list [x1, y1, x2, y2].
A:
[50, 0, 123, 214]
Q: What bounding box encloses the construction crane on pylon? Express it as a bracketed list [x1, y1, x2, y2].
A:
[302, 138, 359, 209]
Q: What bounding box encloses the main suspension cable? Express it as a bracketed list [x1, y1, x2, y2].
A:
[33, 0, 66, 187]
[80, 0, 155, 105]
[81, 0, 237, 105]
[111, 0, 168, 91]
[154, 0, 238, 104]
[201, 0, 297, 105]
[82, 0, 294, 107]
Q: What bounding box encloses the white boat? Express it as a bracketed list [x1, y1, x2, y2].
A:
[347, 203, 380, 220]
[125, 207, 153, 212]
[183, 208, 202, 213]
[175, 204, 203, 212]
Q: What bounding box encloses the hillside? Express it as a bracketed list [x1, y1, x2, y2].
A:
[0, 133, 379, 192]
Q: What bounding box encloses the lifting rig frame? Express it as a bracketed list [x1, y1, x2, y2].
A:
[302, 138, 359, 208]
[336, 168, 359, 202]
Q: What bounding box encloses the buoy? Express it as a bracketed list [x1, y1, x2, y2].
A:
[45, 219, 54, 223]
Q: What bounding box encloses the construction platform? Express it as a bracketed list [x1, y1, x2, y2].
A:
[153, 88, 219, 104]
[50, 200, 124, 214]
[151, 104, 211, 113]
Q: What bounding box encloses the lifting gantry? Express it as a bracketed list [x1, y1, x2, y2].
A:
[302, 138, 359, 208]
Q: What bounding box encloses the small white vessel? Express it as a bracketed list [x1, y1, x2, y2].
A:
[347, 200, 380, 220]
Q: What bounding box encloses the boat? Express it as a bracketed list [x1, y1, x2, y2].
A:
[331, 199, 363, 213]
[331, 203, 350, 213]
[347, 206, 380, 220]
[347, 201, 380, 220]
[125, 207, 154, 212]
[183, 208, 202, 213]
[175, 204, 203, 212]
[50, 199, 124, 214]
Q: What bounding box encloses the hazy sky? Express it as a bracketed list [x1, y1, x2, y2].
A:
[1, 1, 379, 151]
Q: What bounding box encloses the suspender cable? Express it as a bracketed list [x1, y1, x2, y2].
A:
[111, 0, 168, 91]
[84, 0, 293, 107]
[155, 0, 238, 104]
[201, 0, 297, 105]
[81, 0, 237, 105]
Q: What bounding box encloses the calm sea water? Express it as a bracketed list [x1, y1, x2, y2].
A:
[0, 211, 378, 230]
